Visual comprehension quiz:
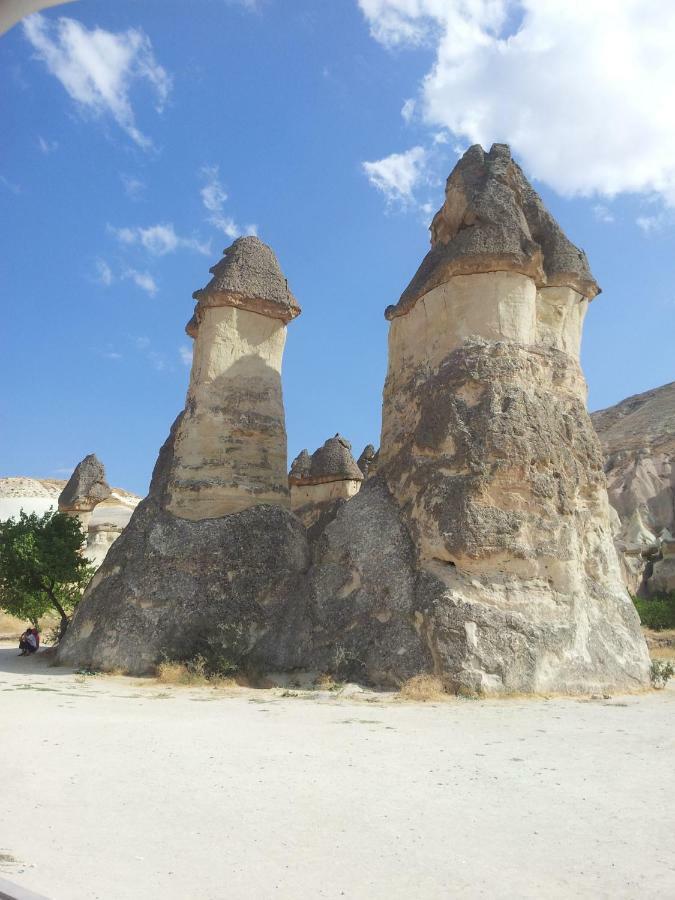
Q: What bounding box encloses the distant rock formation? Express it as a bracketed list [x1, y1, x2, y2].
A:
[0, 472, 140, 570]
[58, 454, 112, 530]
[592, 382, 675, 593]
[357, 444, 378, 479]
[57, 146, 650, 693]
[289, 435, 363, 529]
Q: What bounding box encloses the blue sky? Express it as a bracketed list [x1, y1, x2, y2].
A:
[2, 0, 674, 496]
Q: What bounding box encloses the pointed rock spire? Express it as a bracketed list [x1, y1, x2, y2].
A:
[387, 143, 599, 320]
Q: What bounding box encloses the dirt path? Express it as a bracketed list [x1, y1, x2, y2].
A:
[0, 645, 673, 900]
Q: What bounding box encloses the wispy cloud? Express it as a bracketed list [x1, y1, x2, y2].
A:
[0, 174, 21, 195]
[109, 222, 210, 256]
[179, 345, 193, 367]
[199, 165, 257, 239]
[120, 173, 145, 200]
[593, 205, 615, 225]
[94, 258, 113, 286]
[22, 13, 171, 149]
[362, 146, 427, 205]
[401, 98, 415, 123]
[37, 135, 58, 154]
[124, 268, 158, 295]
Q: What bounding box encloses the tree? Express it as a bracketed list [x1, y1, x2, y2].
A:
[0, 510, 94, 639]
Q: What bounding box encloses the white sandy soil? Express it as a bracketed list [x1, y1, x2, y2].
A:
[0, 645, 673, 900]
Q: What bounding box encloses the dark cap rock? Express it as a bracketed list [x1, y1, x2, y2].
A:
[289, 435, 364, 486]
[58, 454, 112, 512]
[190, 236, 301, 332]
[387, 143, 600, 320]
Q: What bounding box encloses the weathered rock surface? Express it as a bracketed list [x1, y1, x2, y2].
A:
[58, 454, 111, 514]
[592, 382, 674, 535]
[357, 444, 378, 478]
[58, 147, 650, 693]
[388, 143, 599, 320]
[591, 381, 675, 594]
[289, 435, 363, 530]
[164, 236, 300, 520]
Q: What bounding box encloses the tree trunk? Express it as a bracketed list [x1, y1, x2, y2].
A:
[45, 587, 69, 640]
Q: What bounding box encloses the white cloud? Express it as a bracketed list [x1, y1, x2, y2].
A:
[179, 345, 193, 366]
[593, 205, 615, 225]
[362, 145, 427, 203]
[636, 214, 666, 235]
[94, 258, 113, 286]
[109, 222, 210, 256]
[359, 1, 675, 207]
[120, 173, 145, 199]
[134, 336, 150, 350]
[401, 97, 415, 123]
[37, 135, 58, 153]
[199, 165, 258, 239]
[23, 13, 171, 149]
[124, 268, 158, 295]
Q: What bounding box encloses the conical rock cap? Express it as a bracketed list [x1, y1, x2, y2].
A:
[387, 143, 599, 319]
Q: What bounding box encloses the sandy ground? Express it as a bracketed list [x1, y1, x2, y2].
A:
[0, 645, 674, 900]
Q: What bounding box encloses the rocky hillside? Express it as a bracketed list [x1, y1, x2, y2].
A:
[592, 382, 675, 540]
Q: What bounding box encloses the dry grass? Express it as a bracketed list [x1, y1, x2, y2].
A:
[399, 674, 448, 701]
[154, 660, 238, 688]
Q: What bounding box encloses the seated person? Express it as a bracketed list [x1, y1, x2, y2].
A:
[18, 628, 38, 656]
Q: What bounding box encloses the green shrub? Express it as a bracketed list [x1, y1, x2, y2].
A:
[650, 660, 674, 688]
[632, 592, 675, 630]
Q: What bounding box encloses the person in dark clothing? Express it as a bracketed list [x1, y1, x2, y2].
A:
[18, 628, 38, 655]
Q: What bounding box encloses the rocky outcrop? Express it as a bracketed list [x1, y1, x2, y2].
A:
[166, 236, 300, 520]
[289, 435, 363, 530]
[371, 144, 648, 693]
[592, 382, 675, 593]
[357, 444, 379, 479]
[58, 454, 112, 530]
[58, 238, 305, 673]
[57, 146, 650, 694]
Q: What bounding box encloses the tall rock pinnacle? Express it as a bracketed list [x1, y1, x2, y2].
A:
[167, 236, 301, 520]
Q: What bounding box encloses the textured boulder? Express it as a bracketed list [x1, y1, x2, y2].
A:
[58, 454, 111, 513]
[289, 435, 363, 529]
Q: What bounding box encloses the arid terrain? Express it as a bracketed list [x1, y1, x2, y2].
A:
[1, 644, 673, 900]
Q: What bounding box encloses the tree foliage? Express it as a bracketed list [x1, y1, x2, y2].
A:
[0, 510, 94, 638]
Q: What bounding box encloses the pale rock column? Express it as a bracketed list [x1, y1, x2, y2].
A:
[166, 236, 301, 521]
[58, 454, 112, 532]
[289, 435, 364, 528]
[378, 143, 650, 693]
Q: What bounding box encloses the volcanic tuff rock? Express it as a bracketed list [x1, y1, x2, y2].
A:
[58, 146, 650, 693]
[164, 236, 300, 520]
[58, 454, 111, 513]
[592, 381, 675, 594]
[289, 435, 364, 531]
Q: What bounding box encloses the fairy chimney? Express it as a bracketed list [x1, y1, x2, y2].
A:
[289, 435, 363, 527]
[166, 236, 301, 520]
[377, 143, 649, 693]
[58, 454, 112, 530]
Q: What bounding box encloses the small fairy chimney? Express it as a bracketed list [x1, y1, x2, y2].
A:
[289, 434, 363, 527]
[167, 236, 301, 520]
[58, 454, 112, 531]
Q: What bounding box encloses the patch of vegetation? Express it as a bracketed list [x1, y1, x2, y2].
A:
[632, 591, 675, 631]
[0, 510, 94, 640]
[650, 659, 674, 689]
[399, 673, 448, 701]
